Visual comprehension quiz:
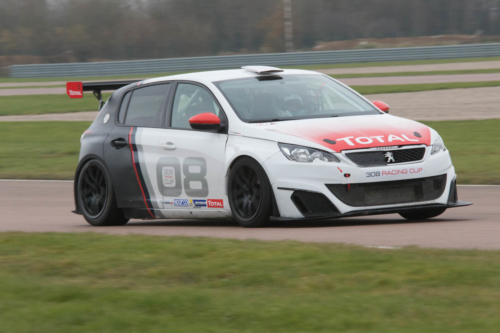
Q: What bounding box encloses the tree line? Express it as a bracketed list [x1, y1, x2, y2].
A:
[1, 0, 499, 63]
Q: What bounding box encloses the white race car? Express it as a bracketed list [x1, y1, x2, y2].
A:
[68, 66, 471, 227]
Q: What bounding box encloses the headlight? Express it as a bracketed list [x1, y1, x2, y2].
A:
[279, 143, 340, 163]
[431, 136, 447, 155]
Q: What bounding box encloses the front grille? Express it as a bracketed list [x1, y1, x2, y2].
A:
[326, 175, 447, 207]
[345, 148, 426, 167]
[291, 191, 340, 217]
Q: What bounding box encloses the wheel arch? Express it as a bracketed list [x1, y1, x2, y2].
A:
[225, 154, 281, 218]
[73, 154, 111, 215]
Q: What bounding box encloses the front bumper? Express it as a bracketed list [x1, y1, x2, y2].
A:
[264, 148, 472, 219]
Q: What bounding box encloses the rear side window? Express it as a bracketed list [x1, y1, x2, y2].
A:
[123, 84, 170, 127]
[118, 91, 131, 124]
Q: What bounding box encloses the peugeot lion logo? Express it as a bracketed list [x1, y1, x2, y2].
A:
[385, 152, 396, 163]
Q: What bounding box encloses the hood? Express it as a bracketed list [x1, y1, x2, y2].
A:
[245, 115, 431, 153]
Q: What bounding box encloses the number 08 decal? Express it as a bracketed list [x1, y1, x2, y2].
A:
[156, 157, 209, 197]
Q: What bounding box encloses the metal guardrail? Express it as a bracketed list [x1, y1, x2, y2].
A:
[10, 43, 500, 78]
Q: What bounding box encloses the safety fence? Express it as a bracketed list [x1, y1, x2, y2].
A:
[9, 43, 500, 78]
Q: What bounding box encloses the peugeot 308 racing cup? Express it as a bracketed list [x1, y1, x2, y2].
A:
[68, 66, 472, 227]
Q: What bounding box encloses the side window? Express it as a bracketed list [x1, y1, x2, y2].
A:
[118, 91, 131, 124]
[171, 83, 221, 129]
[124, 84, 170, 127]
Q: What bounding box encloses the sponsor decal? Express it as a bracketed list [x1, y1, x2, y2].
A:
[336, 134, 419, 147]
[174, 199, 189, 207]
[207, 199, 224, 208]
[193, 200, 207, 208]
[162, 167, 176, 187]
[66, 82, 83, 99]
[366, 168, 424, 178]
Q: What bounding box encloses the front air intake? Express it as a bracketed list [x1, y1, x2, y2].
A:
[291, 191, 340, 217]
[326, 175, 447, 207]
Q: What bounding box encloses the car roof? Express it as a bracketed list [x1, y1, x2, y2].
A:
[143, 68, 323, 85]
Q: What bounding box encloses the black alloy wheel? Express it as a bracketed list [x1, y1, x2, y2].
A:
[232, 165, 262, 220]
[77, 160, 129, 226]
[228, 157, 273, 228]
[80, 163, 108, 218]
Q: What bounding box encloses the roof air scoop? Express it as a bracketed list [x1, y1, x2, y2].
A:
[242, 66, 284, 74]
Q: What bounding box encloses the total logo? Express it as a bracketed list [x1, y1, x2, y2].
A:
[207, 199, 224, 208]
[336, 134, 420, 146]
[68, 90, 83, 97]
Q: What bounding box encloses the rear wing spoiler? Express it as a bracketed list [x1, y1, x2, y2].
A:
[66, 80, 140, 110]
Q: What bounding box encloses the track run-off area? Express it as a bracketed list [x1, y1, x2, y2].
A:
[1, 180, 498, 250]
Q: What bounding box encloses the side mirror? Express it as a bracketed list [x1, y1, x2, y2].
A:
[372, 100, 390, 113]
[189, 113, 224, 131]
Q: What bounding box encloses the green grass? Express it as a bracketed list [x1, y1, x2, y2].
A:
[0, 71, 189, 84]
[4, 67, 500, 88]
[290, 55, 500, 70]
[2, 56, 500, 84]
[0, 120, 498, 183]
[1, 232, 500, 332]
[332, 67, 500, 78]
[0, 84, 65, 89]
[0, 122, 91, 179]
[421, 120, 500, 184]
[350, 80, 500, 94]
[0, 93, 110, 116]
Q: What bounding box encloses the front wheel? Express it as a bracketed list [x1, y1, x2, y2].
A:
[228, 157, 273, 228]
[399, 207, 447, 221]
[77, 159, 129, 226]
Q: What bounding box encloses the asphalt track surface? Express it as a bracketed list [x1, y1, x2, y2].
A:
[5, 73, 500, 96]
[1, 180, 498, 250]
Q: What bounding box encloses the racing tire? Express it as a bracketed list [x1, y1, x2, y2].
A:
[399, 207, 447, 221]
[228, 157, 273, 228]
[77, 159, 129, 226]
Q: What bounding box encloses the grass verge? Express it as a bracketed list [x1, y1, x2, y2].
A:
[0, 121, 91, 179]
[421, 120, 500, 184]
[351, 80, 500, 94]
[0, 93, 110, 116]
[5, 67, 500, 88]
[1, 232, 500, 332]
[0, 120, 498, 183]
[332, 67, 500, 78]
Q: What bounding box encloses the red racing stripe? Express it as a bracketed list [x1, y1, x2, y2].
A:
[129, 127, 155, 219]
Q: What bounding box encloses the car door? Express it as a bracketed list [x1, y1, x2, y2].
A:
[158, 82, 229, 213]
[104, 83, 171, 217]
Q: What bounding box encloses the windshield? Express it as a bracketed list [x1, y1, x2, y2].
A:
[214, 74, 380, 123]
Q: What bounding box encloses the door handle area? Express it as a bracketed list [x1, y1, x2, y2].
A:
[111, 138, 128, 149]
[161, 142, 176, 150]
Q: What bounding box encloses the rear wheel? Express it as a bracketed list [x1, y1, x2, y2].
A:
[228, 157, 273, 228]
[399, 207, 447, 221]
[77, 160, 129, 226]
